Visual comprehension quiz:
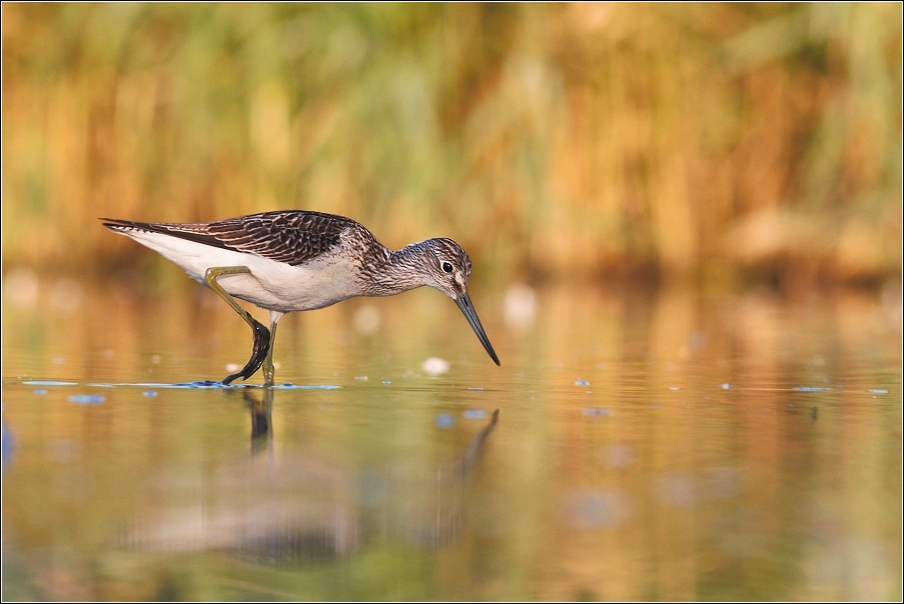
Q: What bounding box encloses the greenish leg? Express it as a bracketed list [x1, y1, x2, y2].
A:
[262, 311, 284, 387]
[205, 266, 270, 385]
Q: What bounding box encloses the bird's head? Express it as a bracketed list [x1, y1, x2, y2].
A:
[417, 238, 472, 298]
[410, 238, 499, 365]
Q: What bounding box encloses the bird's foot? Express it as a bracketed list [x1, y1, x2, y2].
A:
[222, 318, 271, 385]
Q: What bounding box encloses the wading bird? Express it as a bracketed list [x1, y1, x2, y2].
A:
[103, 211, 499, 385]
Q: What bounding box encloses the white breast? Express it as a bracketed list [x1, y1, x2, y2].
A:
[118, 230, 364, 313]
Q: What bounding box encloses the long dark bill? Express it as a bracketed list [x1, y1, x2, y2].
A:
[455, 292, 500, 366]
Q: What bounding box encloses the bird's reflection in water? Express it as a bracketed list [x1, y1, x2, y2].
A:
[124, 388, 498, 565]
[247, 387, 273, 456]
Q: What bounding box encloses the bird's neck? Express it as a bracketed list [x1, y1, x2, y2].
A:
[363, 241, 431, 297]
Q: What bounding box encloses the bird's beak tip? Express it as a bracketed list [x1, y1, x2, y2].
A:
[454, 292, 500, 366]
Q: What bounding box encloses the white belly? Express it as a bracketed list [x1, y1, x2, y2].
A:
[121, 231, 363, 313]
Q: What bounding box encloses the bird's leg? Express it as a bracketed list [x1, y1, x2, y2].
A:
[205, 266, 270, 385]
[262, 310, 285, 387]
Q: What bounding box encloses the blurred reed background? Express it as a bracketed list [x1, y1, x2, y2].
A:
[2, 3, 901, 288]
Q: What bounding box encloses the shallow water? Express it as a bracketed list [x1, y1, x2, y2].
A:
[2, 277, 902, 600]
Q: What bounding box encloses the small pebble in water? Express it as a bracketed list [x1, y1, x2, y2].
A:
[143, 391, 157, 397]
[33, 389, 48, 395]
[463, 409, 487, 420]
[435, 413, 454, 428]
[575, 380, 590, 386]
[721, 383, 731, 389]
[68, 395, 105, 405]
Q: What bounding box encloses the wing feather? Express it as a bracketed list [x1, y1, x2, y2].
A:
[102, 211, 358, 266]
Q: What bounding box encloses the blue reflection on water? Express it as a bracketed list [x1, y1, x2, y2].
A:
[68, 395, 105, 405]
[13, 380, 341, 391]
[1, 423, 15, 470]
[435, 413, 454, 428]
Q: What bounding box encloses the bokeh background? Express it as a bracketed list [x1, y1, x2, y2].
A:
[3, 3, 901, 288]
[2, 5, 903, 601]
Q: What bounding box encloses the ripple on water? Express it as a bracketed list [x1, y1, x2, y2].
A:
[68, 395, 105, 405]
[168, 381, 342, 390]
[14, 379, 341, 391]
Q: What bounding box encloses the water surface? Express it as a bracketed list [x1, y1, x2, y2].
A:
[2, 278, 901, 600]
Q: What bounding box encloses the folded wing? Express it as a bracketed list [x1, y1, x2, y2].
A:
[102, 211, 356, 266]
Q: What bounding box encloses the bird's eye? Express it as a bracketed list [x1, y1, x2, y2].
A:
[442, 261, 454, 273]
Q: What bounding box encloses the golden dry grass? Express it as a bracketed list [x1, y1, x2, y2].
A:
[2, 3, 901, 286]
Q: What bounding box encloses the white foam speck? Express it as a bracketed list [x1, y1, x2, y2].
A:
[422, 357, 450, 376]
